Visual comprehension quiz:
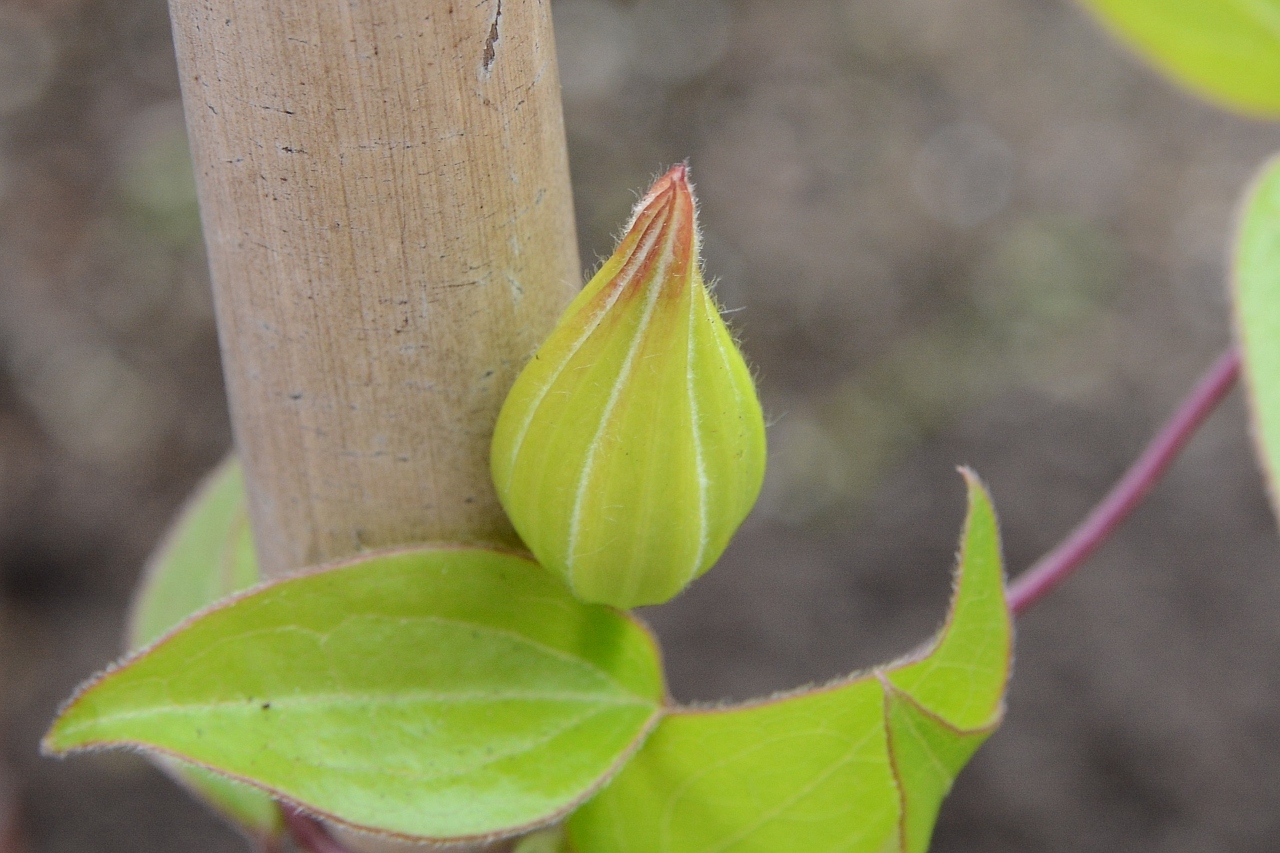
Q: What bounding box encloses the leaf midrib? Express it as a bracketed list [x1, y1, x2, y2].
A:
[288, 703, 653, 784]
[159, 611, 653, 701]
[63, 688, 653, 734]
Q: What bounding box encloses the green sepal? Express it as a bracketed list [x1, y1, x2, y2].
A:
[48, 546, 667, 844]
[567, 470, 1011, 853]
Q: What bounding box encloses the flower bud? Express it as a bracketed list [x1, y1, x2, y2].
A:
[492, 165, 766, 608]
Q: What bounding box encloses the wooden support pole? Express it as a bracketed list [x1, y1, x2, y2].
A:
[169, 0, 579, 579]
[168, 0, 578, 848]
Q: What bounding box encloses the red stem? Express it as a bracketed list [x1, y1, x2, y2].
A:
[282, 808, 356, 853]
[1008, 347, 1241, 616]
[257, 833, 287, 853]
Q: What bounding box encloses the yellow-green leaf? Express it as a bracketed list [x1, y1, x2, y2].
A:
[567, 471, 1011, 853]
[1077, 0, 1280, 118]
[127, 456, 283, 840]
[48, 546, 666, 843]
[1234, 154, 1280, 523]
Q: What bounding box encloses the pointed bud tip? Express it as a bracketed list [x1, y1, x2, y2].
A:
[635, 164, 694, 216]
[657, 163, 691, 199]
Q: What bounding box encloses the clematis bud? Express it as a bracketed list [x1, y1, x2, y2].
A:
[491, 164, 766, 608]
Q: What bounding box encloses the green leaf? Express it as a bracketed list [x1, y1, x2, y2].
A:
[48, 547, 666, 843]
[567, 470, 1010, 853]
[1234, 154, 1280, 524]
[1076, 0, 1280, 118]
[129, 456, 258, 649]
[127, 456, 283, 839]
[158, 761, 285, 843]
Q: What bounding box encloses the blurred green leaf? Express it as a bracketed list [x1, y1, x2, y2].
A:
[516, 827, 574, 853]
[49, 547, 666, 842]
[1234, 155, 1280, 525]
[129, 456, 258, 649]
[120, 113, 202, 246]
[1077, 0, 1280, 117]
[567, 471, 1010, 853]
[126, 456, 282, 840]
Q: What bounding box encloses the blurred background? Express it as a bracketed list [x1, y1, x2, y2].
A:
[1, 0, 1280, 850]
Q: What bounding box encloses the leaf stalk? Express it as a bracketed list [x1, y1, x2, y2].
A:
[284, 809, 355, 853]
[1008, 348, 1241, 615]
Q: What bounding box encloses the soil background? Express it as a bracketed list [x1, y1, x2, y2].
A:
[2, 0, 1280, 850]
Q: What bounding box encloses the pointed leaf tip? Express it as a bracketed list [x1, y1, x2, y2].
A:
[567, 471, 1011, 853]
[888, 469, 1009, 730]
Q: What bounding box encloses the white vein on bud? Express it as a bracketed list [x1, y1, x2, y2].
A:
[567, 192, 683, 591]
[499, 195, 673, 496]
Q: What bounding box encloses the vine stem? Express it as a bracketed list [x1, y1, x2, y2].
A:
[1007, 347, 1242, 616]
[282, 349, 1243, 853]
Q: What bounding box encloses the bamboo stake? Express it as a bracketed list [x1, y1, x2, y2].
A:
[170, 0, 578, 577]
[168, 0, 578, 848]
